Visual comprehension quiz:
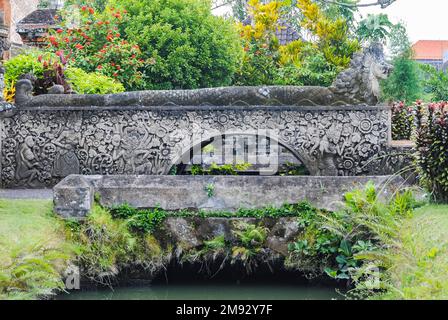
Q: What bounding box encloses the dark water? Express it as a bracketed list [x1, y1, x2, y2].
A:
[58, 283, 342, 300]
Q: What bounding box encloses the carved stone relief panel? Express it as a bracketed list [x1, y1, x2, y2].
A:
[0, 106, 406, 188]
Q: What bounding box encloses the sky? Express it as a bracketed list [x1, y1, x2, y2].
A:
[214, 0, 448, 44]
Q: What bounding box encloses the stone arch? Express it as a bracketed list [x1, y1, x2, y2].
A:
[169, 131, 312, 175]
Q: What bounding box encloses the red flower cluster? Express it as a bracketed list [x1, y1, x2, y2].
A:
[47, 6, 145, 90]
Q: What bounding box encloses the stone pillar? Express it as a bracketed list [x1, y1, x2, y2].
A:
[0, 9, 9, 101]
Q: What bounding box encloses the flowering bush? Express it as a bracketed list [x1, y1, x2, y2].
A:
[415, 102, 448, 202]
[48, 5, 144, 90]
[391, 101, 415, 140]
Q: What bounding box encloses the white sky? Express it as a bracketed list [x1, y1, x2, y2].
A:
[215, 0, 448, 44]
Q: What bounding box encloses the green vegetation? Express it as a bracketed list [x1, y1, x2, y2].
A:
[420, 64, 448, 101]
[286, 183, 418, 284]
[415, 102, 448, 203]
[109, 204, 166, 233]
[65, 68, 125, 94]
[3, 52, 125, 98]
[381, 56, 422, 104]
[371, 205, 448, 300]
[190, 162, 252, 176]
[110, 201, 319, 219]
[66, 204, 168, 285]
[1, 187, 447, 300]
[113, 0, 242, 89]
[0, 200, 73, 300]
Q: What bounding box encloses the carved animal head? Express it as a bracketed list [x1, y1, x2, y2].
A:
[331, 43, 393, 105]
[15, 79, 34, 105]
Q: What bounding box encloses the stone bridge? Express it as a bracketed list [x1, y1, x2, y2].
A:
[0, 85, 409, 188]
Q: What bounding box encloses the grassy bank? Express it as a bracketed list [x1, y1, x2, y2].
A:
[0, 200, 72, 300]
[378, 205, 448, 299]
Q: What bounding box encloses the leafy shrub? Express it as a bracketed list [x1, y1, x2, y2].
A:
[4, 52, 72, 96]
[110, 203, 166, 233]
[3, 52, 45, 84]
[65, 67, 125, 94]
[391, 101, 414, 140]
[3, 52, 45, 99]
[415, 102, 448, 202]
[112, 0, 242, 89]
[67, 204, 138, 283]
[234, 0, 357, 87]
[381, 56, 422, 103]
[420, 64, 448, 101]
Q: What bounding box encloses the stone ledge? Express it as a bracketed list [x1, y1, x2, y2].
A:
[53, 175, 407, 219]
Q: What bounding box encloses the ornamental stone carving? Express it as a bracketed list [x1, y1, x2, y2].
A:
[0, 102, 409, 188]
[0, 43, 406, 188]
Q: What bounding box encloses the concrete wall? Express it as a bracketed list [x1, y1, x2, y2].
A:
[53, 174, 407, 219]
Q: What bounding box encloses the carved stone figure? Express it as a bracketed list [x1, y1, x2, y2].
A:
[52, 113, 84, 177]
[15, 136, 40, 186]
[330, 42, 393, 105]
[13, 43, 392, 108]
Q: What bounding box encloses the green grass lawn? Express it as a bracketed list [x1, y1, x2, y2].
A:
[382, 205, 448, 299]
[0, 200, 72, 300]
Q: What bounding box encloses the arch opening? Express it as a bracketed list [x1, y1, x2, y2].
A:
[170, 133, 310, 176]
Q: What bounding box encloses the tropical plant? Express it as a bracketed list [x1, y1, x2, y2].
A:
[356, 14, 393, 44]
[287, 182, 417, 283]
[391, 101, 414, 140]
[414, 102, 448, 203]
[297, 0, 359, 68]
[420, 64, 448, 101]
[381, 56, 422, 103]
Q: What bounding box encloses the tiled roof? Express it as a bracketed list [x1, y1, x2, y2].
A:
[276, 22, 301, 45]
[412, 40, 448, 60]
[242, 17, 302, 45]
[17, 9, 59, 29]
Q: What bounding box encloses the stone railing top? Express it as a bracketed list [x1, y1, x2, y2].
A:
[13, 84, 391, 110]
[13, 43, 393, 109]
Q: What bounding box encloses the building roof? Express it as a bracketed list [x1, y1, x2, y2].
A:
[17, 9, 59, 31]
[242, 17, 302, 45]
[412, 40, 448, 60]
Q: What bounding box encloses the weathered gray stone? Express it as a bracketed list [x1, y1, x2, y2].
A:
[47, 85, 65, 95]
[0, 102, 411, 188]
[164, 217, 201, 250]
[52, 174, 407, 219]
[53, 175, 94, 219]
[266, 218, 301, 255]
